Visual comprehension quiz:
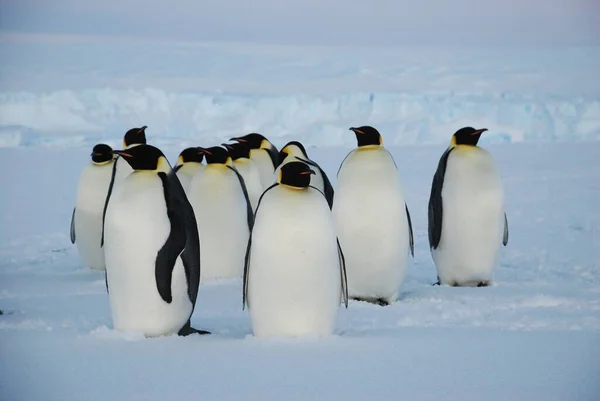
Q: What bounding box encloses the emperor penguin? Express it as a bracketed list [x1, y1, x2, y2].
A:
[243, 161, 348, 338]
[70, 144, 115, 270]
[230, 133, 279, 188]
[187, 146, 254, 281]
[173, 147, 205, 194]
[428, 127, 509, 287]
[332, 126, 414, 306]
[100, 125, 148, 247]
[102, 144, 209, 337]
[275, 141, 335, 208]
[221, 142, 264, 211]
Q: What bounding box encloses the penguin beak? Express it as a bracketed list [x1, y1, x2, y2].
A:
[221, 143, 234, 150]
[197, 147, 212, 156]
[300, 169, 316, 175]
[349, 127, 365, 135]
[230, 137, 247, 143]
[472, 128, 488, 135]
[113, 150, 133, 158]
[138, 125, 148, 133]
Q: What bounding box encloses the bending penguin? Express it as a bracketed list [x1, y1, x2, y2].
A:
[243, 161, 348, 338]
[102, 144, 209, 337]
[100, 125, 148, 247]
[187, 146, 254, 281]
[222, 142, 264, 211]
[275, 141, 335, 208]
[333, 126, 414, 306]
[174, 147, 205, 194]
[428, 127, 509, 287]
[70, 144, 115, 270]
[230, 133, 278, 188]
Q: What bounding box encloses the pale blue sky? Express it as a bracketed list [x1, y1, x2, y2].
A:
[0, 0, 598, 45]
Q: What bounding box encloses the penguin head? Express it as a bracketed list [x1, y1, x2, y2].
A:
[123, 126, 148, 149]
[221, 142, 251, 161]
[451, 127, 488, 147]
[230, 133, 272, 150]
[278, 141, 308, 166]
[113, 144, 170, 172]
[349, 126, 383, 147]
[90, 143, 114, 165]
[176, 147, 204, 167]
[277, 161, 315, 189]
[199, 146, 230, 165]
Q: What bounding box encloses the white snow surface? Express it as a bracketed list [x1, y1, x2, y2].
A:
[1, 40, 599, 147]
[1, 141, 599, 400]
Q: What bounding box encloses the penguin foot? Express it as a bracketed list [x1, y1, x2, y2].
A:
[351, 297, 390, 306]
[432, 280, 441, 286]
[178, 321, 211, 336]
[477, 281, 491, 287]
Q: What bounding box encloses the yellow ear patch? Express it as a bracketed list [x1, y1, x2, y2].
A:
[277, 168, 283, 183]
[260, 139, 270, 149]
[226, 157, 233, 166]
[450, 135, 457, 148]
[157, 156, 170, 172]
[176, 155, 184, 166]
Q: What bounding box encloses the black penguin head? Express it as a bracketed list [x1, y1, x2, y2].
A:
[230, 133, 272, 150]
[452, 127, 488, 146]
[113, 144, 169, 172]
[177, 147, 204, 165]
[199, 146, 229, 164]
[349, 126, 383, 147]
[278, 161, 315, 189]
[123, 126, 148, 149]
[222, 142, 250, 161]
[90, 143, 114, 164]
[278, 141, 308, 166]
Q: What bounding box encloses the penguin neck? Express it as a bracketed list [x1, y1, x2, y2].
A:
[357, 144, 381, 151]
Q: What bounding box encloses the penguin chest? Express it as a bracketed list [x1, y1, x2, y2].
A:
[251, 149, 275, 187]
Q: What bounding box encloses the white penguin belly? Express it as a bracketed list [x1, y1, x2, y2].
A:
[248, 186, 341, 338]
[274, 156, 325, 192]
[433, 148, 505, 285]
[103, 174, 192, 337]
[74, 163, 114, 270]
[233, 159, 263, 211]
[333, 148, 410, 303]
[176, 163, 204, 194]
[188, 166, 249, 281]
[251, 149, 275, 189]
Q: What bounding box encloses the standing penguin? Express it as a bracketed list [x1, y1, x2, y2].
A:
[230, 133, 278, 188]
[187, 146, 253, 281]
[222, 142, 264, 211]
[100, 125, 148, 247]
[333, 126, 414, 306]
[428, 127, 508, 287]
[70, 144, 115, 270]
[244, 161, 348, 338]
[275, 141, 335, 208]
[174, 147, 205, 194]
[102, 144, 209, 337]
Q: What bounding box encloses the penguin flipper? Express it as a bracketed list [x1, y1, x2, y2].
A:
[100, 157, 119, 248]
[297, 157, 335, 209]
[405, 203, 414, 257]
[227, 165, 255, 231]
[104, 270, 109, 294]
[178, 319, 210, 336]
[337, 238, 349, 308]
[243, 183, 278, 310]
[265, 146, 279, 170]
[503, 212, 509, 246]
[428, 147, 454, 249]
[70, 207, 76, 244]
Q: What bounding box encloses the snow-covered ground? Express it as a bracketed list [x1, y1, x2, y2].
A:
[1, 139, 599, 400]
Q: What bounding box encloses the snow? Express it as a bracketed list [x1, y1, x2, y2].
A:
[1, 40, 599, 147]
[1, 141, 599, 400]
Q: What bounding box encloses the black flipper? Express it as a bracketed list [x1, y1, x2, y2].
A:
[100, 157, 119, 248]
[265, 146, 279, 170]
[227, 165, 255, 231]
[156, 171, 201, 308]
[173, 164, 183, 173]
[337, 238, 349, 308]
[428, 147, 454, 250]
[297, 156, 335, 209]
[503, 212, 509, 246]
[405, 203, 414, 257]
[70, 207, 76, 244]
[105, 270, 109, 294]
[243, 183, 278, 310]
[178, 319, 210, 336]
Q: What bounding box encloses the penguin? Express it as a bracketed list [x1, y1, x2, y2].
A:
[221, 142, 264, 211]
[70, 143, 115, 270]
[275, 141, 335, 208]
[428, 127, 509, 287]
[100, 125, 148, 247]
[332, 126, 414, 306]
[230, 133, 279, 188]
[102, 144, 209, 337]
[173, 147, 205, 194]
[187, 146, 254, 281]
[243, 161, 348, 338]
